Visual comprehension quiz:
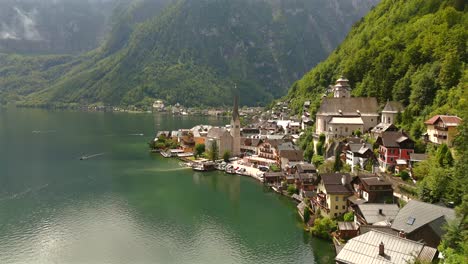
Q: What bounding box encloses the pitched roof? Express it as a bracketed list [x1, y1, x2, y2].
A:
[371, 123, 398, 133]
[424, 115, 462, 126]
[317, 97, 379, 116]
[356, 204, 400, 224]
[378, 131, 413, 148]
[320, 173, 353, 194]
[279, 149, 304, 161]
[338, 221, 358, 231]
[391, 200, 455, 235]
[335, 230, 437, 264]
[207, 127, 229, 139]
[382, 101, 404, 113]
[361, 177, 392, 186]
[295, 163, 316, 173]
[329, 117, 364, 125]
[409, 153, 428, 162]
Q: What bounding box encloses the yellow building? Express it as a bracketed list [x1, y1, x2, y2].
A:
[424, 115, 462, 147]
[312, 173, 353, 218]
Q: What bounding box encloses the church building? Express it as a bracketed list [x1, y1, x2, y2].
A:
[315, 77, 379, 140]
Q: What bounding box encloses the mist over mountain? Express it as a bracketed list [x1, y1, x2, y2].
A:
[0, 0, 132, 54]
[0, 0, 379, 107]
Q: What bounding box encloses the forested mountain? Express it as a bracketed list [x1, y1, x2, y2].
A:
[286, 0, 466, 136]
[0, 0, 134, 54]
[0, 0, 378, 107]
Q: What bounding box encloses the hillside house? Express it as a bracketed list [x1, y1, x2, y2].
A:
[376, 131, 414, 172]
[424, 115, 462, 146]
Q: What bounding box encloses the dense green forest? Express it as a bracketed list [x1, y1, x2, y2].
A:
[287, 1, 467, 261]
[0, 0, 378, 107]
[287, 0, 466, 135]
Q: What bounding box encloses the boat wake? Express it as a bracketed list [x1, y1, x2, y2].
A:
[32, 130, 56, 134]
[128, 133, 144, 136]
[0, 183, 49, 202]
[79, 153, 105, 160]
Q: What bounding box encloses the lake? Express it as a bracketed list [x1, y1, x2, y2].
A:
[0, 108, 334, 264]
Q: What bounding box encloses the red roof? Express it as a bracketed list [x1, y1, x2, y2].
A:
[424, 115, 462, 126]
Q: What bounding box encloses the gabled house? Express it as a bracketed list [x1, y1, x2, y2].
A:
[293, 163, 319, 193]
[335, 230, 438, 264]
[350, 174, 394, 204]
[277, 142, 304, 170]
[376, 131, 414, 172]
[424, 115, 462, 146]
[311, 173, 353, 218]
[343, 141, 374, 170]
[391, 200, 455, 248]
[240, 137, 263, 155]
[371, 123, 399, 139]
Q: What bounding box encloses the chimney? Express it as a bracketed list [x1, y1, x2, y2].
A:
[379, 242, 385, 256]
[378, 209, 383, 215]
[399, 230, 406, 238]
[341, 174, 347, 186]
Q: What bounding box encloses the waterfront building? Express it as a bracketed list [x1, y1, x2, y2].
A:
[312, 173, 353, 218]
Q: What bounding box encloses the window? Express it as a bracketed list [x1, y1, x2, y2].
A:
[335, 206, 338, 210]
[342, 206, 345, 209]
[345, 127, 348, 133]
[334, 213, 337, 217]
[335, 197, 339, 201]
[407, 217, 416, 225]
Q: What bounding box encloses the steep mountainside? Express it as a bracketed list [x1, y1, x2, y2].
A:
[0, 0, 135, 54]
[286, 0, 466, 135]
[0, 0, 379, 107]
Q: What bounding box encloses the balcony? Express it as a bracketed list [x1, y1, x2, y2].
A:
[434, 126, 448, 131]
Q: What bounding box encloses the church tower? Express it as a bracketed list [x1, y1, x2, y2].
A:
[230, 88, 241, 157]
[333, 76, 351, 98]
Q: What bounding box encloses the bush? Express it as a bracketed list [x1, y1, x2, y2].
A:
[399, 170, 410, 181]
[310, 217, 337, 240]
[343, 212, 354, 222]
[303, 206, 311, 224]
[287, 184, 298, 195]
[269, 164, 281, 172]
[195, 143, 205, 158]
[222, 150, 231, 162]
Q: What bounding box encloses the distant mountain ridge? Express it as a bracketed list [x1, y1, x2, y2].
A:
[0, 0, 378, 107]
[0, 0, 134, 54]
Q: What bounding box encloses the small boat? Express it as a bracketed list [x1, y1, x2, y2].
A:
[80, 156, 88, 160]
[161, 151, 172, 158]
[192, 162, 216, 172]
[177, 152, 194, 157]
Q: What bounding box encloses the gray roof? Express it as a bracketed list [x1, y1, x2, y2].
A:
[378, 131, 413, 148]
[371, 123, 398, 133]
[335, 230, 437, 264]
[321, 173, 353, 194]
[277, 141, 299, 151]
[357, 204, 400, 224]
[207, 127, 229, 139]
[391, 200, 455, 236]
[382, 101, 404, 113]
[317, 97, 379, 116]
[338, 221, 358, 231]
[409, 153, 428, 162]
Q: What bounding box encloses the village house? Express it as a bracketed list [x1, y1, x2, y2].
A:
[376, 131, 414, 172]
[315, 77, 379, 140]
[349, 174, 394, 204]
[391, 200, 455, 248]
[353, 203, 400, 226]
[240, 137, 262, 155]
[335, 230, 438, 264]
[312, 173, 353, 218]
[371, 123, 399, 139]
[342, 139, 374, 171]
[245, 139, 285, 166]
[277, 142, 304, 170]
[424, 115, 462, 147]
[291, 163, 319, 198]
[191, 125, 212, 145]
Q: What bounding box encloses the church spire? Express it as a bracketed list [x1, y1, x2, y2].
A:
[232, 84, 240, 121]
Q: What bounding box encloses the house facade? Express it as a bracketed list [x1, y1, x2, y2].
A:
[312, 173, 353, 218]
[376, 131, 414, 172]
[350, 175, 394, 203]
[424, 115, 462, 146]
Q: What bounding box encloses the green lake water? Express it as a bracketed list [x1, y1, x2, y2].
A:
[0, 108, 334, 264]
